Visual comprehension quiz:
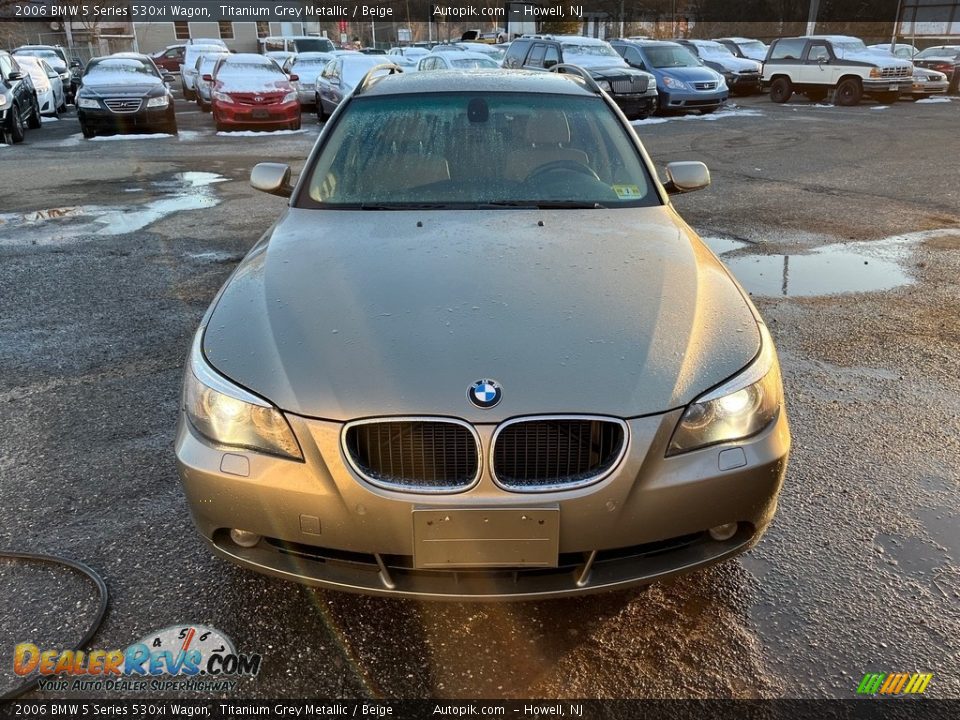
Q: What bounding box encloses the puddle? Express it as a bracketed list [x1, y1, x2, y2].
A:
[724, 244, 912, 297]
[701, 236, 751, 255]
[0, 172, 227, 245]
[699, 228, 960, 298]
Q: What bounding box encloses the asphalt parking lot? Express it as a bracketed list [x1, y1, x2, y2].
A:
[1, 87, 958, 699]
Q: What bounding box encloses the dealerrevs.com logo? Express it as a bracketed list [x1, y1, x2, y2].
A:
[13, 624, 260, 693]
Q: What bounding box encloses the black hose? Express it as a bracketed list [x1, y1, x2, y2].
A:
[0, 551, 109, 701]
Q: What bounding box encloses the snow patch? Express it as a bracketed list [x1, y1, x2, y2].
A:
[871, 105, 890, 110]
[632, 107, 763, 127]
[916, 96, 952, 104]
[41, 116, 59, 122]
[90, 133, 174, 142]
[215, 129, 307, 137]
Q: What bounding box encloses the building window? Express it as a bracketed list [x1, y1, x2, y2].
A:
[256, 21, 270, 38]
[173, 21, 190, 40]
[218, 21, 234, 40]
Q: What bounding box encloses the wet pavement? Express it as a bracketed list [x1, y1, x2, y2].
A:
[0, 92, 958, 700]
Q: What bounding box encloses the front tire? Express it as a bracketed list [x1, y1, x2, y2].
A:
[27, 96, 42, 129]
[8, 105, 26, 143]
[316, 98, 327, 123]
[80, 122, 95, 139]
[769, 77, 793, 103]
[834, 78, 862, 106]
[183, 87, 195, 101]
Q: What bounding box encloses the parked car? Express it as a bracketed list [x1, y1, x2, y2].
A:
[911, 46, 960, 94]
[188, 38, 228, 49]
[76, 54, 177, 138]
[181, 44, 227, 101]
[176, 69, 789, 600]
[502, 35, 658, 119]
[715, 37, 769, 62]
[282, 52, 335, 108]
[904, 67, 949, 98]
[194, 52, 230, 112]
[458, 42, 508, 63]
[315, 54, 388, 120]
[150, 44, 187, 73]
[15, 55, 65, 117]
[675, 39, 762, 95]
[265, 51, 297, 67]
[387, 47, 430, 62]
[867, 43, 918, 60]
[0, 50, 42, 144]
[11, 45, 75, 103]
[259, 36, 336, 55]
[762, 35, 913, 105]
[417, 52, 501, 71]
[208, 53, 301, 132]
[611, 39, 727, 114]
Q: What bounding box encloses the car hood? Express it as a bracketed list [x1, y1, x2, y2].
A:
[841, 50, 913, 67]
[711, 55, 761, 72]
[203, 207, 760, 422]
[80, 82, 163, 96]
[655, 66, 721, 82]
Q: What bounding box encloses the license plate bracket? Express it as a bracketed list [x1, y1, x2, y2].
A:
[412, 507, 559, 569]
[251, 109, 270, 119]
[888, 84, 899, 91]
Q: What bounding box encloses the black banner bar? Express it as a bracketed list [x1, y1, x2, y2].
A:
[0, 0, 927, 24]
[0, 700, 958, 720]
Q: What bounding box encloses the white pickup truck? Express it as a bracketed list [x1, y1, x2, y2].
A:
[762, 35, 913, 105]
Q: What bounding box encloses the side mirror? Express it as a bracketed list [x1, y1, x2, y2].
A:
[288, 74, 299, 82]
[250, 163, 293, 198]
[202, 73, 213, 82]
[70, 60, 82, 69]
[7, 71, 24, 81]
[163, 73, 175, 83]
[663, 161, 711, 195]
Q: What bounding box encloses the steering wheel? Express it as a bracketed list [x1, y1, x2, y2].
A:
[525, 159, 601, 183]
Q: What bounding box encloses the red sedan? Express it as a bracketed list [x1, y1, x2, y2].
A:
[208, 53, 301, 132]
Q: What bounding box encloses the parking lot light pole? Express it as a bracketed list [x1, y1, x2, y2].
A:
[806, 0, 820, 35]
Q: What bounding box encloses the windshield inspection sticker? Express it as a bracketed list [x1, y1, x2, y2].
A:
[612, 185, 643, 200]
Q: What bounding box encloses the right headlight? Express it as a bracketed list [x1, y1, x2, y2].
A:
[182, 330, 303, 460]
[662, 75, 689, 90]
[667, 323, 783, 455]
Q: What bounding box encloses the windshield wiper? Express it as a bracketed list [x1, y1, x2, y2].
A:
[479, 200, 607, 209]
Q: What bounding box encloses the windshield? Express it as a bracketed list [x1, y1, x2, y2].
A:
[83, 59, 159, 83]
[696, 42, 734, 57]
[216, 59, 287, 91]
[294, 38, 336, 53]
[342, 58, 386, 88]
[832, 39, 867, 52]
[198, 55, 224, 73]
[739, 41, 766, 53]
[450, 57, 499, 69]
[303, 93, 656, 209]
[14, 49, 65, 68]
[916, 46, 959, 58]
[644, 46, 699, 68]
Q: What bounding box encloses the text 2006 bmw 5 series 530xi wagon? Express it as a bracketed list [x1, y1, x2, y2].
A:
[176, 67, 790, 600]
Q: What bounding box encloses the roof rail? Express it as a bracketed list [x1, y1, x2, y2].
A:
[354, 63, 404, 95]
[550, 63, 602, 94]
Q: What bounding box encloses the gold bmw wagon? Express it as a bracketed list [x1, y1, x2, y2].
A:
[176, 68, 790, 599]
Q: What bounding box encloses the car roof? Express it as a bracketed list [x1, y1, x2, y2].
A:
[717, 37, 763, 43]
[615, 39, 683, 48]
[426, 51, 498, 61]
[357, 69, 596, 98]
[806, 35, 863, 42]
[222, 53, 276, 63]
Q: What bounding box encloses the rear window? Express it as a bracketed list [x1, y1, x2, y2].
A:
[770, 39, 806, 60]
[302, 92, 658, 210]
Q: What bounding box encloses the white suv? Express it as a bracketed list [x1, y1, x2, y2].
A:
[762, 35, 913, 105]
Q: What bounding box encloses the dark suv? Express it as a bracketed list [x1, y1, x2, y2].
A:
[0, 51, 42, 144]
[502, 35, 658, 119]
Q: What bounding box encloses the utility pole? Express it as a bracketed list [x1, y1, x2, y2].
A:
[806, 0, 820, 36]
[890, 0, 903, 51]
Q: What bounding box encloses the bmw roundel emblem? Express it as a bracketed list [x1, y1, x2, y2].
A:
[468, 379, 502, 409]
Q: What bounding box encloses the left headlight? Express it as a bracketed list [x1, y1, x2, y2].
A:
[77, 97, 99, 109]
[183, 330, 303, 460]
[667, 323, 783, 455]
[597, 80, 612, 92]
[146, 95, 169, 108]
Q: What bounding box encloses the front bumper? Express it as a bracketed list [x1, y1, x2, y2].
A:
[906, 79, 948, 95]
[726, 72, 761, 91]
[863, 78, 912, 92]
[660, 87, 728, 110]
[177, 406, 789, 600]
[78, 105, 173, 131]
[212, 99, 300, 127]
[610, 89, 659, 118]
